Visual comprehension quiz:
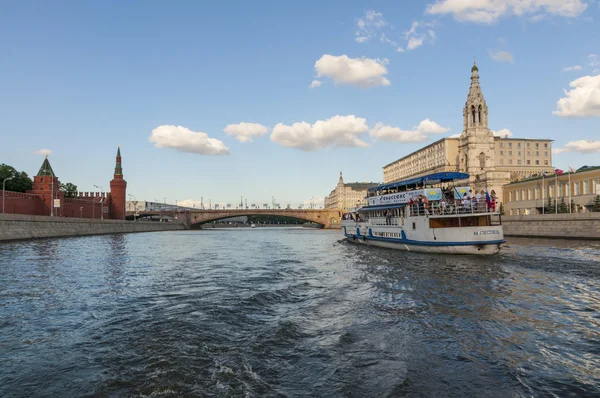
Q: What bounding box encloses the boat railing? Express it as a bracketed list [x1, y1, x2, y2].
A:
[369, 216, 401, 226]
[408, 202, 498, 217]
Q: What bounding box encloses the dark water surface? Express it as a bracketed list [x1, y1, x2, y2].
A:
[1, 229, 599, 397]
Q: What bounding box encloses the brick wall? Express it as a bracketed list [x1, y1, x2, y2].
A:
[502, 212, 600, 239]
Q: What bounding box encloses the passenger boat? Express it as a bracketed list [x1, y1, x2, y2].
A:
[341, 172, 504, 255]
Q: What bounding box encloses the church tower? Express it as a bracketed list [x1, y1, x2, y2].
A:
[338, 171, 344, 186]
[30, 155, 62, 216]
[458, 62, 496, 190]
[109, 146, 127, 219]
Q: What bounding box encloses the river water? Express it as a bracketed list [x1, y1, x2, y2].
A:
[1, 229, 599, 397]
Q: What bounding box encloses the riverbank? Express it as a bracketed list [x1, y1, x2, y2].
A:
[502, 212, 600, 240]
[0, 213, 186, 242]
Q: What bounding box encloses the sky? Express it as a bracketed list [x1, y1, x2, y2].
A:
[1, 0, 599, 208]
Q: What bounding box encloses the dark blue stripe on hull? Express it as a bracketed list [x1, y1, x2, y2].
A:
[344, 234, 505, 247]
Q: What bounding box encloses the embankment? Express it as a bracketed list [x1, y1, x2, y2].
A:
[502, 213, 600, 240]
[0, 213, 186, 242]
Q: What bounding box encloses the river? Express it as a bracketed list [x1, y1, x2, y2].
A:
[1, 229, 599, 397]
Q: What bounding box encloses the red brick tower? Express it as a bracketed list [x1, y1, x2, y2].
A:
[30, 155, 62, 216]
[109, 146, 127, 220]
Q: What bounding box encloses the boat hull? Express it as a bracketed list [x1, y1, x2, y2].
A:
[344, 234, 503, 255]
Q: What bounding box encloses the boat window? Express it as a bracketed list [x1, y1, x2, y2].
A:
[412, 222, 416, 230]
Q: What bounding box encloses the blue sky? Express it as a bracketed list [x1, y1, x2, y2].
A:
[1, 0, 599, 208]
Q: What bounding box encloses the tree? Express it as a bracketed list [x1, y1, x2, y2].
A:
[558, 197, 568, 213]
[592, 195, 600, 212]
[498, 202, 504, 215]
[59, 182, 78, 198]
[0, 163, 33, 192]
[544, 195, 555, 214]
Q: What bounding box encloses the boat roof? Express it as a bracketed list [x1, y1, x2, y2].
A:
[368, 172, 470, 192]
[357, 203, 406, 212]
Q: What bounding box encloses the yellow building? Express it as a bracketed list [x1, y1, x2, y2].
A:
[382, 63, 554, 201]
[324, 172, 379, 211]
[503, 166, 600, 215]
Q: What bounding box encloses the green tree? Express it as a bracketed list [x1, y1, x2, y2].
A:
[558, 197, 568, 213]
[592, 195, 600, 212]
[0, 163, 33, 192]
[59, 182, 78, 198]
[544, 195, 555, 214]
[498, 202, 504, 215]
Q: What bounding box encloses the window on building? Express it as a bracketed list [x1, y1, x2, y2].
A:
[527, 160, 531, 165]
[521, 190, 525, 200]
[509, 142, 512, 147]
[509, 159, 513, 164]
[565, 184, 570, 196]
[594, 179, 600, 193]
[544, 143, 548, 148]
[509, 151, 512, 155]
[574, 182, 580, 195]
[516, 191, 520, 201]
[518, 143, 521, 148]
[528, 189, 532, 200]
[479, 152, 485, 169]
[548, 185, 553, 197]
[518, 160, 522, 165]
[544, 160, 548, 165]
[500, 159, 504, 165]
[509, 192, 512, 202]
[527, 151, 531, 155]
[536, 160, 539, 165]
[527, 143, 530, 147]
[536, 151, 539, 156]
[535, 187, 540, 199]
[536, 143, 539, 148]
[584, 181, 589, 194]
[545, 151, 548, 156]
[500, 150, 504, 155]
[500, 142, 504, 148]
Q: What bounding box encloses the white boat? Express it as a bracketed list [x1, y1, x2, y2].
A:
[341, 172, 504, 255]
[250, 223, 256, 228]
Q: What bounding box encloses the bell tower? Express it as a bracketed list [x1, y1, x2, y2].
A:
[458, 62, 496, 189]
[109, 146, 127, 220]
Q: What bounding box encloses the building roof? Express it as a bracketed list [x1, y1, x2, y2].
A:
[36, 157, 55, 177]
[369, 172, 470, 192]
[493, 137, 554, 142]
[505, 166, 600, 186]
[383, 137, 456, 168]
[345, 182, 380, 190]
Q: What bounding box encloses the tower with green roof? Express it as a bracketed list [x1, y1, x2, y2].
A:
[109, 145, 127, 219]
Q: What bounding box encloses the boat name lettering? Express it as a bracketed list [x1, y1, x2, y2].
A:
[473, 230, 500, 235]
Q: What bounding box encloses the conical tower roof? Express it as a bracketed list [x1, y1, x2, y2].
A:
[36, 156, 55, 177]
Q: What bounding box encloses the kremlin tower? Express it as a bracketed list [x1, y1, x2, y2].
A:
[109, 146, 127, 220]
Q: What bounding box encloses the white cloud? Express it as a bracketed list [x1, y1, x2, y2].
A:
[396, 47, 405, 53]
[223, 122, 269, 143]
[33, 149, 52, 156]
[553, 75, 600, 117]
[448, 133, 461, 138]
[493, 128, 513, 138]
[426, 0, 588, 24]
[309, 80, 322, 88]
[355, 10, 386, 43]
[149, 125, 230, 155]
[380, 33, 397, 47]
[314, 54, 391, 87]
[553, 140, 600, 154]
[407, 36, 425, 51]
[270, 115, 369, 151]
[589, 54, 599, 67]
[489, 50, 514, 63]
[403, 21, 436, 51]
[369, 119, 450, 142]
[562, 65, 582, 72]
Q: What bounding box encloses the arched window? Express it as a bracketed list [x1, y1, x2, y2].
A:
[479, 152, 485, 169]
[471, 105, 476, 124]
[478, 105, 482, 124]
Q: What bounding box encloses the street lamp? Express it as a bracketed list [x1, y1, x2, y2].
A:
[94, 185, 104, 220]
[2, 176, 14, 214]
[128, 193, 137, 221]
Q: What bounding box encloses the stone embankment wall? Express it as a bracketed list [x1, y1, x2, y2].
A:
[502, 213, 600, 239]
[0, 213, 186, 242]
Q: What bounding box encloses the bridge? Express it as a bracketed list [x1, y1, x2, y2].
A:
[126, 208, 342, 228]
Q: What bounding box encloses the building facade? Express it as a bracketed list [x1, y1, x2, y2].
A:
[324, 172, 379, 211]
[382, 63, 554, 201]
[2, 147, 126, 219]
[503, 166, 600, 215]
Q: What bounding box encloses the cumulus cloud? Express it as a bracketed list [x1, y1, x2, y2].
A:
[270, 115, 369, 151]
[489, 50, 514, 63]
[355, 10, 386, 43]
[426, 0, 588, 24]
[314, 54, 391, 87]
[309, 80, 322, 88]
[407, 36, 425, 51]
[553, 140, 600, 154]
[149, 125, 230, 155]
[369, 119, 450, 142]
[553, 75, 600, 117]
[223, 122, 269, 143]
[33, 149, 52, 156]
[562, 65, 582, 72]
[493, 128, 513, 138]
